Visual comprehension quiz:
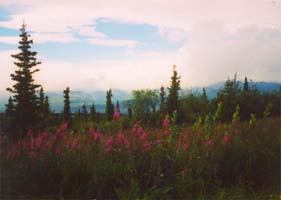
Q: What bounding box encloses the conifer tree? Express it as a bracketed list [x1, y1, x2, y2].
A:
[116, 100, 120, 112]
[6, 23, 42, 135]
[160, 86, 166, 112]
[128, 107, 132, 119]
[82, 103, 87, 121]
[243, 76, 249, 91]
[167, 65, 181, 116]
[90, 103, 96, 122]
[63, 87, 71, 123]
[5, 97, 15, 134]
[106, 89, 114, 121]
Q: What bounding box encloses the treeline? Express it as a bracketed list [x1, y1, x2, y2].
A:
[3, 24, 281, 139]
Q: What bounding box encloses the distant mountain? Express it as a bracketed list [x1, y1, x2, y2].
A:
[0, 81, 280, 113]
[188, 81, 281, 99]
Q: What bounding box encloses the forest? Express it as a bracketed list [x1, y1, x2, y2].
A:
[0, 24, 280, 199]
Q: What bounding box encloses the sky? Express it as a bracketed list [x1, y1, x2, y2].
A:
[0, 0, 280, 92]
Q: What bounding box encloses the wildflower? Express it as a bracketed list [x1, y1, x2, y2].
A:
[27, 129, 34, 138]
[204, 139, 213, 147]
[71, 139, 80, 151]
[141, 132, 148, 141]
[89, 128, 102, 143]
[55, 145, 62, 156]
[116, 132, 125, 144]
[223, 135, 230, 143]
[143, 142, 151, 152]
[113, 111, 120, 120]
[105, 137, 113, 153]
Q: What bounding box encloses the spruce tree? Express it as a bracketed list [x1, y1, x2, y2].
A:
[116, 100, 120, 112]
[159, 86, 166, 113]
[5, 97, 15, 134]
[6, 23, 42, 135]
[243, 76, 249, 91]
[82, 103, 88, 121]
[106, 89, 114, 121]
[167, 65, 181, 116]
[63, 87, 71, 123]
[90, 103, 96, 122]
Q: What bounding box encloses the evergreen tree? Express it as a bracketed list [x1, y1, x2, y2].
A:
[6, 23, 42, 135]
[106, 89, 114, 121]
[167, 65, 181, 116]
[63, 87, 71, 123]
[128, 107, 133, 119]
[202, 88, 207, 100]
[116, 100, 120, 112]
[82, 103, 87, 121]
[90, 103, 96, 122]
[5, 97, 15, 134]
[243, 76, 249, 91]
[160, 86, 166, 112]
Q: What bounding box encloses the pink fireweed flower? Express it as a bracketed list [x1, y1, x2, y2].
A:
[141, 132, 148, 141]
[55, 145, 62, 156]
[89, 128, 102, 143]
[116, 132, 126, 144]
[143, 142, 151, 152]
[184, 143, 189, 150]
[132, 122, 144, 136]
[204, 139, 213, 147]
[71, 139, 80, 151]
[223, 135, 230, 143]
[27, 129, 34, 138]
[105, 137, 113, 153]
[113, 111, 120, 120]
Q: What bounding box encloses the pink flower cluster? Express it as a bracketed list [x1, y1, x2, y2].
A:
[113, 111, 120, 120]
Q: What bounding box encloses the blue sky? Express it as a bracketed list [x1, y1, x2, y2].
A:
[0, 0, 280, 91]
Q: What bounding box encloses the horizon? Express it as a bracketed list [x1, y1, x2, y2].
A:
[0, 0, 281, 92]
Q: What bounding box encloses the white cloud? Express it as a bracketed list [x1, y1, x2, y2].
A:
[158, 27, 187, 43]
[87, 38, 138, 48]
[32, 32, 79, 43]
[0, 0, 280, 90]
[0, 36, 18, 44]
[72, 25, 107, 38]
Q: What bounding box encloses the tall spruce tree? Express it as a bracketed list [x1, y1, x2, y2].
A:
[90, 103, 96, 122]
[82, 103, 88, 121]
[106, 89, 114, 121]
[116, 100, 120, 112]
[243, 76, 249, 91]
[63, 87, 71, 123]
[6, 23, 42, 135]
[5, 97, 15, 134]
[160, 86, 166, 112]
[167, 65, 181, 116]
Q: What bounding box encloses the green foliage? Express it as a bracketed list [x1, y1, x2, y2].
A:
[6, 23, 42, 136]
[131, 89, 158, 125]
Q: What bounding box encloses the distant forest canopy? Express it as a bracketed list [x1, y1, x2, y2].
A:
[1, 24, 281, 138]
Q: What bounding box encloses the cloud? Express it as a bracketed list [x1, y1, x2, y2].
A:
[0, 36, 18, 44]
[158, 27, 187, 43]
[0, 33, 80, 44]
[86, 38, 139, 48]
[72, 25, 107, 38]
[0, 0, 280, 91]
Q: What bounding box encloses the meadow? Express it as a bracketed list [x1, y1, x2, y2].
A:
[0, 111, 279, 199]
